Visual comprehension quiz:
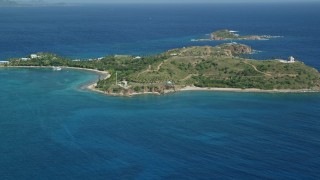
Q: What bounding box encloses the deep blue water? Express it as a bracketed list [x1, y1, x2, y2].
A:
[0, 3, 320, 69]
[1, 3, 320, 180]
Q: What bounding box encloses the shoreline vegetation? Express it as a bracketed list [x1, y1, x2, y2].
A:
[1, 42, 320, 96]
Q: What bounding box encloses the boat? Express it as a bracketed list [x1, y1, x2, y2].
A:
[52, 66, 62, 71]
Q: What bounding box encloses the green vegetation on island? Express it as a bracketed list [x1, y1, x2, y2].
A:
[193, 29, 280, 41]
[6, 43, 320, 95]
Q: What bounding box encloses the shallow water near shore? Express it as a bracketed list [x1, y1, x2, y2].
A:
[0, 68, 320, 179]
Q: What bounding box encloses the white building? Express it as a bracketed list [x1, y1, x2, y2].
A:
[166, 81, 173, 86]
[30, 54, 38, 59]
[278, 56, 296, 63]
[134, 56, 142, 59]
[118, 80, 128, 88]
[0, 61, 9, 64]
[288, 56, 295, 63]
[21, 58, 31, 61]
[121, 80, 128, 87]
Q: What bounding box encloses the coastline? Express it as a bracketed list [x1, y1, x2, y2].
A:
[87, 83, 162, 96]
[1, 66, 110, 94]
[3, 66, 109, 78]
[88, 85, 320, 97]
[179, 86, 320, 93]
[1, 66, 319, 96]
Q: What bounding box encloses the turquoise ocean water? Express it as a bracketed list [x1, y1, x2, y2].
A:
[1, 68, 319, 179]
[1, 3, 320, 179]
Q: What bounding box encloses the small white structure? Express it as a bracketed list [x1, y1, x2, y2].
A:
[134, 56, 142, 59]
[52, 66, 62, 71]
[72, 59, 81, 62]
[166, 81, 173, 86]
[278, 56, 296, 63]
[21, 58, 31, 61]
[170, 53, 178, 56]
[114, 55, 130, 58]
[0, 61, 9, 64]
[97, 57, 104, 60]
[121, 80, 128, 87]
[118, 80, 128, 88]
[30, 54, 38, 59]
[288, 56, 295, 63]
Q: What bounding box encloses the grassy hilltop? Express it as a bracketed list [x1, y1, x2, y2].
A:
[7, 43, 320, 95]
[210, 29, 277, 40]
[95, 43, 320, 94]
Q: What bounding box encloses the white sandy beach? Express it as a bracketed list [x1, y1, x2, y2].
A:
[4, 66, 109, 77]
[179, 86, 318, 93]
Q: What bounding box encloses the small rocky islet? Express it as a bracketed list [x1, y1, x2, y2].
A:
[193, 29, 281, 41]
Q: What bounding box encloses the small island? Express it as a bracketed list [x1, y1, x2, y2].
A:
[3, 43, 320, 96]
[193, 29, 281, 41]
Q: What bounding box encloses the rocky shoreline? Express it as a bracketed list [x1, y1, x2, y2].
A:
[87, 83, 320, 97]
